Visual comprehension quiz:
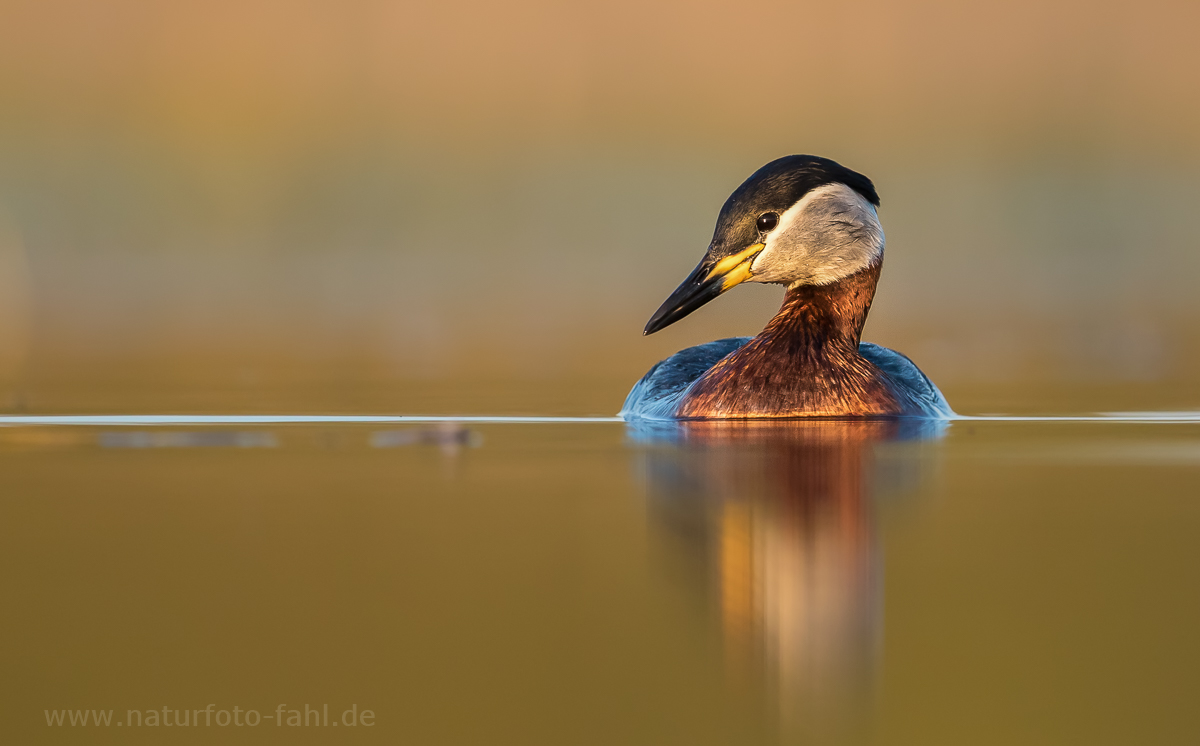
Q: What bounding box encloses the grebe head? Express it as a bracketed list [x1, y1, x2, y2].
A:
[644, 155, 883, 335]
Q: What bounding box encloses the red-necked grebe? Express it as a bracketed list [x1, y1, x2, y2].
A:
[621, 155, 952, 421]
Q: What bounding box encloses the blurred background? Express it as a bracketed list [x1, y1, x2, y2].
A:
[2, 0, 1199, 415]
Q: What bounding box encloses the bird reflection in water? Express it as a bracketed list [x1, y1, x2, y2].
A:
[629, 418, 943, 735]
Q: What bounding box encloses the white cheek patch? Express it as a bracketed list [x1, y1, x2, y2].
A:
[749, 183, 884, 287]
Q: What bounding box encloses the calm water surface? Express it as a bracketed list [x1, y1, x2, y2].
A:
[3, 414, 1200, 744]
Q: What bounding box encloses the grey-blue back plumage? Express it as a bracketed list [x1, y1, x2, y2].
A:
[619, 337, 749, 420]
[857, 342, 954, 418]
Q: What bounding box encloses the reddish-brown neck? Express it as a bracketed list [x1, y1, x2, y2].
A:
[756, 259, 880, 355]
[675, 260, 903, 418]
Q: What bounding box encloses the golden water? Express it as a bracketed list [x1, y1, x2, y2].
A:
[5, 407, 1199, 744]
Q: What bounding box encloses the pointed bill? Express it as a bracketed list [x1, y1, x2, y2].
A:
[643, 243, 764, 335]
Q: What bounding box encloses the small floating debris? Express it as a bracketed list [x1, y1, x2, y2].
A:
[370, 423, 482, 453]
[98, 431, 279, 449]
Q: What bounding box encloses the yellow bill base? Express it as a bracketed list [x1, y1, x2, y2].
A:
[705, 243, 765, 291]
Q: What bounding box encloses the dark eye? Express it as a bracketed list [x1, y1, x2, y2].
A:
[756, 212, 779, 233]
